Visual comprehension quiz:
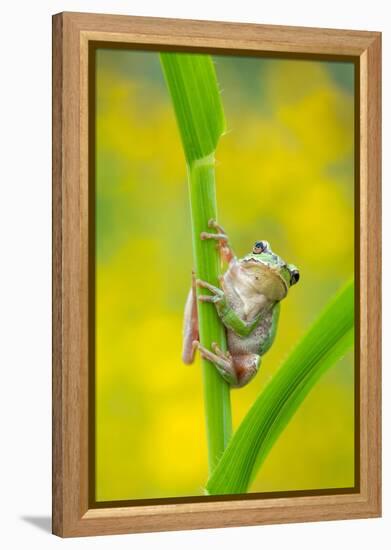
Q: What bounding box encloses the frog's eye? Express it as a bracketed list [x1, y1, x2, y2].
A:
[253, 240, 269, 254]
[290, 269, 300, 286]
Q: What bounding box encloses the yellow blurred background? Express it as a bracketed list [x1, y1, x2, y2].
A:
[95, 49, 355, 502]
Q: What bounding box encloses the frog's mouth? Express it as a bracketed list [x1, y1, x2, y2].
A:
[241, 259, 288, 301]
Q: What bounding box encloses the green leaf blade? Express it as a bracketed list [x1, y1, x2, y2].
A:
[206, 280, 355, 495]
[160, 53, 225, 164]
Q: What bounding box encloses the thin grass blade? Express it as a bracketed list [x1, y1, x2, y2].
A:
[206, 280, 355, 494]
[160, 53, 225, 164]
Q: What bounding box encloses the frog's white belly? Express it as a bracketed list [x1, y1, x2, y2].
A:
[222, 267, 273, 356]
[227, 310, 273, 356]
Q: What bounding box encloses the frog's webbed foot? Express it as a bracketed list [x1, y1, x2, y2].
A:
[194, 341, 238, 386]
[198, 294, 221, 304]
[200, 231, 228, 242]
[200, 218, 228, 241]
[211, 342, 232, 360]
[196, 278, 224, 295]
[200, 218, 234, 263]
[196, 278, 224, 304]
[194, 341, 260, 388]
[208, 218, 227, 233]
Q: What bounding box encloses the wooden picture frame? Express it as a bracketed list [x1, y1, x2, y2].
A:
[52, 11, 381, 537]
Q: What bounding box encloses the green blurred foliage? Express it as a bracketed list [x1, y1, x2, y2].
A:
[95, 49, 355, 501]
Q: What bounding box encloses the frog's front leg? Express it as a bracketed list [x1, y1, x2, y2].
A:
[200, 218, 234, 263]
[197, 278, 267, 337]
[197, 278, 225, 304]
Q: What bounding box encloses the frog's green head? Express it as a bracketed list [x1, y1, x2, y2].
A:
[239, 240, 300, 301]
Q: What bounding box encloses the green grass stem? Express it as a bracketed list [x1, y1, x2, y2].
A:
[160, 52, 232, 471]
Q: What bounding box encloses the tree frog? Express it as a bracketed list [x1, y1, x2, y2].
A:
[182, 219, 300, 388]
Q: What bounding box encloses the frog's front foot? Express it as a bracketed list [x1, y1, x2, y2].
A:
[200, 219, 234, 263]
[196, 278, 224, 304]
[200, 230, 228, 242]
[200, 218, 228, 242]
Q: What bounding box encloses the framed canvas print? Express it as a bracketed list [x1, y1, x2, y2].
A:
[52, 12, 381, 537]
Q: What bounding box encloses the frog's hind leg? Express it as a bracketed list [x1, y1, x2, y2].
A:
[195, 342, 260, 388]
[195, 341, 238, 386]
[182, 273, 199, 364]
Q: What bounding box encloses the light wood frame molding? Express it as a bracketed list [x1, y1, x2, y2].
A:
[52, 11, 381, 537]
